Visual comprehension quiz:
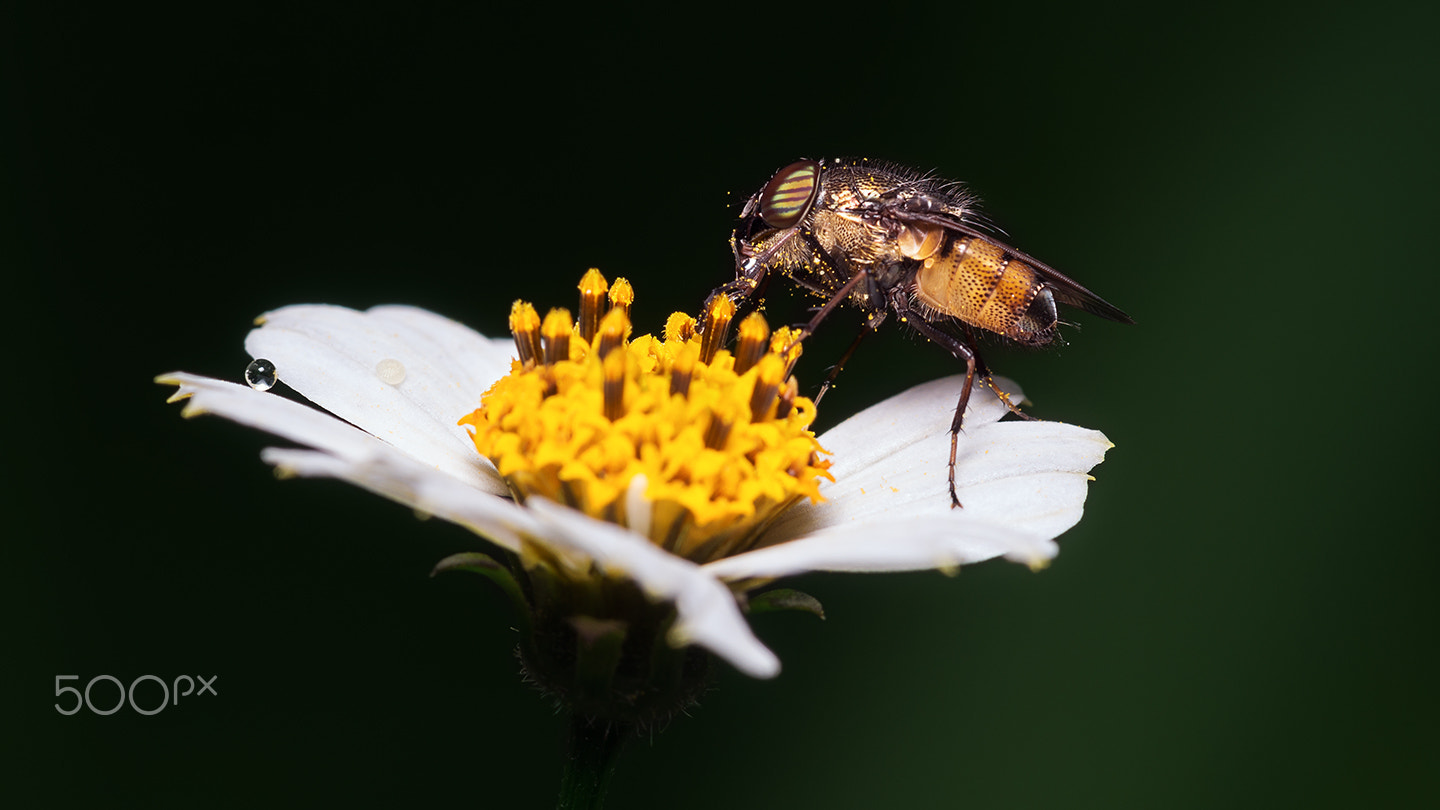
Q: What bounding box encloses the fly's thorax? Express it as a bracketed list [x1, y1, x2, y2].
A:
[913, 234, 1059, 344]
[813, 206, 889, 269]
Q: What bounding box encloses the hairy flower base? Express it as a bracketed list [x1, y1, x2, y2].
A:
[520, 566, 711, 725]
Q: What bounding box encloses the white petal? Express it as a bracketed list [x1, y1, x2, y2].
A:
[486, 335, 520, 359]
[809, 418, 1110, 535]
[525, 498, 781, 679]
[260, 448, 534, 553]
[713, 375, 1111, 576]
[160, 372, 411, 466]
[244, 304, 509, 494]
[159, 373, 523, 547]
[815, 373, 1022, 483]
[704, 515, 1056, 579]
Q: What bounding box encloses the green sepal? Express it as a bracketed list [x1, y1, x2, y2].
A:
[748, 587, 826, 620]
[430, 551, 532, 634]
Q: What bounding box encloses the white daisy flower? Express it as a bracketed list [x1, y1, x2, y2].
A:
[157, 270, 1111, 704]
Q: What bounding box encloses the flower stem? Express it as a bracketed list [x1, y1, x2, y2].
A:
[556, 713, 630, 809]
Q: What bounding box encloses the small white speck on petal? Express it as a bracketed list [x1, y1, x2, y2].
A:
[375, 357, 407, 386]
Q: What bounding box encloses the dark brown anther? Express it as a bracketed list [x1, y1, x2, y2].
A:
[699, 294, 735, 366]
[509, 300, 542, 367]
[732, 312, 770, 375]
[669, 344, 696, 398]
[577, 268, 609, 344]
[748, 354, 783, 421]
[595, 308, 629, 360]
[704, 400, 737, 450]
[602, 348, 626, 421]
[541, 308, 573, 365]
[774, 376, 798, 420]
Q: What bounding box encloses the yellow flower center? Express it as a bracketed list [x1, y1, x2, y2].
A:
[460, 269, 832, 564]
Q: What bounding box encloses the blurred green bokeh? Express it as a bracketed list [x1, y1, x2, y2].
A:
[10, 1, 1437, 807]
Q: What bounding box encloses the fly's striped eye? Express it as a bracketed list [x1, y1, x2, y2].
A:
[758, 160, 820, 229]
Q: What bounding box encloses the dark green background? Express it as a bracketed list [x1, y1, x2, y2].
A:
[9, 1, 1437, 806]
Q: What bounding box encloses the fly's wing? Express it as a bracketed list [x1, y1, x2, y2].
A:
[895, 210, 1134, 324]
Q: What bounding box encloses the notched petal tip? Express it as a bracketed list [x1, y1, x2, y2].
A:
[1001, 536, 1060, 569]
[155, 373, 196, 404]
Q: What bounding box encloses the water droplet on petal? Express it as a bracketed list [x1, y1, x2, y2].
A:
[245, 358, 277, 391]
[375, 358, 406, 385]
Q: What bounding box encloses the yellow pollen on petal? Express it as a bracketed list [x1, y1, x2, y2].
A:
[460, 271, 833, 564]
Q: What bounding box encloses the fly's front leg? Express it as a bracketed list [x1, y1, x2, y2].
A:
[703, 276, 764, 325]
[813, 309, 887, 406]
[702, 259, 771, 333]
[891, 294, 977, 509]
[786, 242, 874, 350]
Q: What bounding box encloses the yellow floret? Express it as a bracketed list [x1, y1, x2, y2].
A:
[459, 274, 831, 564]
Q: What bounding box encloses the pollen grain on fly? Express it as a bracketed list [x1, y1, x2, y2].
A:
[460, 271, 832, 564]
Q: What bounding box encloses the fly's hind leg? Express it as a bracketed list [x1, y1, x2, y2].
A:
[891, 295, 978, 509]
[962, 326, 1037, 422]
[987, 377, 1038, 421]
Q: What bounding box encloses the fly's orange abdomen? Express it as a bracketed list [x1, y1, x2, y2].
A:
[915, 236, 1043, 339]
